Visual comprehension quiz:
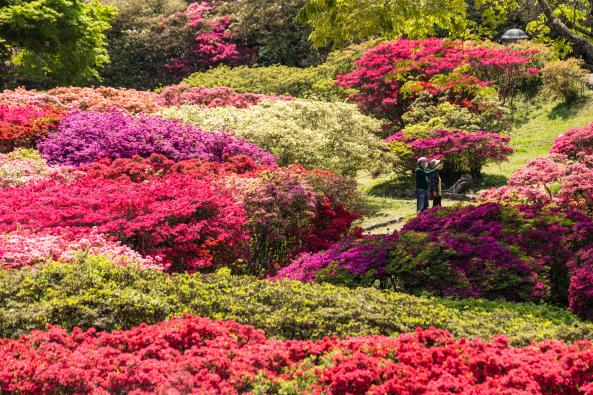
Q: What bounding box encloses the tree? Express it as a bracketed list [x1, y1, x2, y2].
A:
[301, 0, 468, 48]
[0, 0, 116, 87]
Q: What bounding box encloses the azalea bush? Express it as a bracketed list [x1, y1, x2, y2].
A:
[158, 84, 291, 108]
[385, 129, 513, 178]
[0, 174, 249, 271]
[0, 229, 156, 270]
[161, 99, 391, 176]
[0, 105, 63, 153]
[38, 109, 276, 166]
[46, 86, 161, 113]
[1, 257, 592, 344]
[336, 38, 537, 126]
[2, 315, 593, 393]
[541, 58, 588, 103]
[278, 202, 593, 311]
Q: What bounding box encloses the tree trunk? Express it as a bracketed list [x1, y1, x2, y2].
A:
[536, 0, 593, 63]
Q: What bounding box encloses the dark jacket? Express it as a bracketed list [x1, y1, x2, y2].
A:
[415, 167, 436, 190]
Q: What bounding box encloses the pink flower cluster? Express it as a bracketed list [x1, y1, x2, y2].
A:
[386, 129, 513, 176]
[158, 84, 291, 108]
[0, 229, 156, 270]
[2, 316, 593, 394]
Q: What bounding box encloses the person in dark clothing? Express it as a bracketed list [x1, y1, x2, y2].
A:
[428, 159, 443, 207]
[415, 157, 442, 213]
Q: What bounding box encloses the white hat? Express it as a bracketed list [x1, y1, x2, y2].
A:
[417, 157, 427, 164]
[430, 159, 441, 166]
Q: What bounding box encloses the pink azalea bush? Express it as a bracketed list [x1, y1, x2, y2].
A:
[386, 129, 513, 177]
[0, 229, 157, 270]
[38, 109, 276, 166]
[158, 84, 291, 108]
[0, 149, 81, 188]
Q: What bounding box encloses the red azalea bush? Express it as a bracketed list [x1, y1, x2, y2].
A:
[0, 174, 249, 271]
[0, 105, 63, 152]
[158, 85, 291, 108]
[2, 316, 593, 394]
[336, 38, 537, 125]
[385, 129, 513, 177]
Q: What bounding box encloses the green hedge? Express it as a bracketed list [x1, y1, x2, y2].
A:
[0, 256, 591, 344]
[180, 65, 349, 101]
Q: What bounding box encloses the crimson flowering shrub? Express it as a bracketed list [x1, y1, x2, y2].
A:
[157, 84, 291, 108]
[0, 229, 156, 270]
[336, 38, 537, 125]
[2, 316, 593, 394]
[0, 174, 249, 271]
[38, 109, 276, 166]
[0, 105, 63, 153]
[46, 86, 161, 113]
[385, 129, 513, 177]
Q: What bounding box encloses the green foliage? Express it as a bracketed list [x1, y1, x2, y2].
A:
[161, 99, 392, 176]
[542, 58, 589, 103]
[100, 0, 192, 89]
[213, 0, 323, 67]
[0, 0, 116, 87]
[301, 0, 468, 49]
[0, 256, 592, 345]
[402, 93, 511, 135]
[181, 64, 348, 100]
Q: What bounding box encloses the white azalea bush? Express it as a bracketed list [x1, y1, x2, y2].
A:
[161, 99, 392, 176]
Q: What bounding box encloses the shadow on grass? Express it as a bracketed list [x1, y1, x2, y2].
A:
[367, 177, 413, 198]
[547, 97, 589, 121]
[476, 174, 509, 190]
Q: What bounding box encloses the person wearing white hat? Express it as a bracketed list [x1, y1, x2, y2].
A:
[428, 159, 443, 207]
[415, 157, 442, 212]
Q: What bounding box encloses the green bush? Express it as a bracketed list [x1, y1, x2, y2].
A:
[0, 256, 591, 345]
[541, 58, 589, 103]
[181, 65, 348, 100]
[161, 99, 392, 176]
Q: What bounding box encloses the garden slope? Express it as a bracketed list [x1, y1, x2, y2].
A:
[0, 257, 591, 345]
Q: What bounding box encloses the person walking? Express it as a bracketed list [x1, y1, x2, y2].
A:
[428, 159, 443, 207]
[415, 157, 442, 213]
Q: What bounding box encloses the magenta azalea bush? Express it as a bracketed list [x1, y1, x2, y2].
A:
[386, 129, 513, 177]
[277, 202, 593, 314]
[38, 110, 276, 166]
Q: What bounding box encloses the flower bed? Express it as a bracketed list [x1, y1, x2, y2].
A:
[1, 315, 593, 394]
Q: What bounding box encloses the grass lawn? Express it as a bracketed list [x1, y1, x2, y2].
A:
[358, 93, 593, 232]
[483, 93, 593, 181]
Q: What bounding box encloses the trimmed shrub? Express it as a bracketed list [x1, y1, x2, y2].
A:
[157, 84, 291, 108]
[181, 65, 348, 100]
[0, 257, 591, 344]
[1, 316, 593, 394]
[161, 99, 391, 176]
[38, 109, 276, 166]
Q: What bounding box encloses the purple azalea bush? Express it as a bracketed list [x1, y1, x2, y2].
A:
[38, 110, 276, 166]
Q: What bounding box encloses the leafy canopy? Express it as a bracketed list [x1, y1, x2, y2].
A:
[0, 0, 116, 86]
